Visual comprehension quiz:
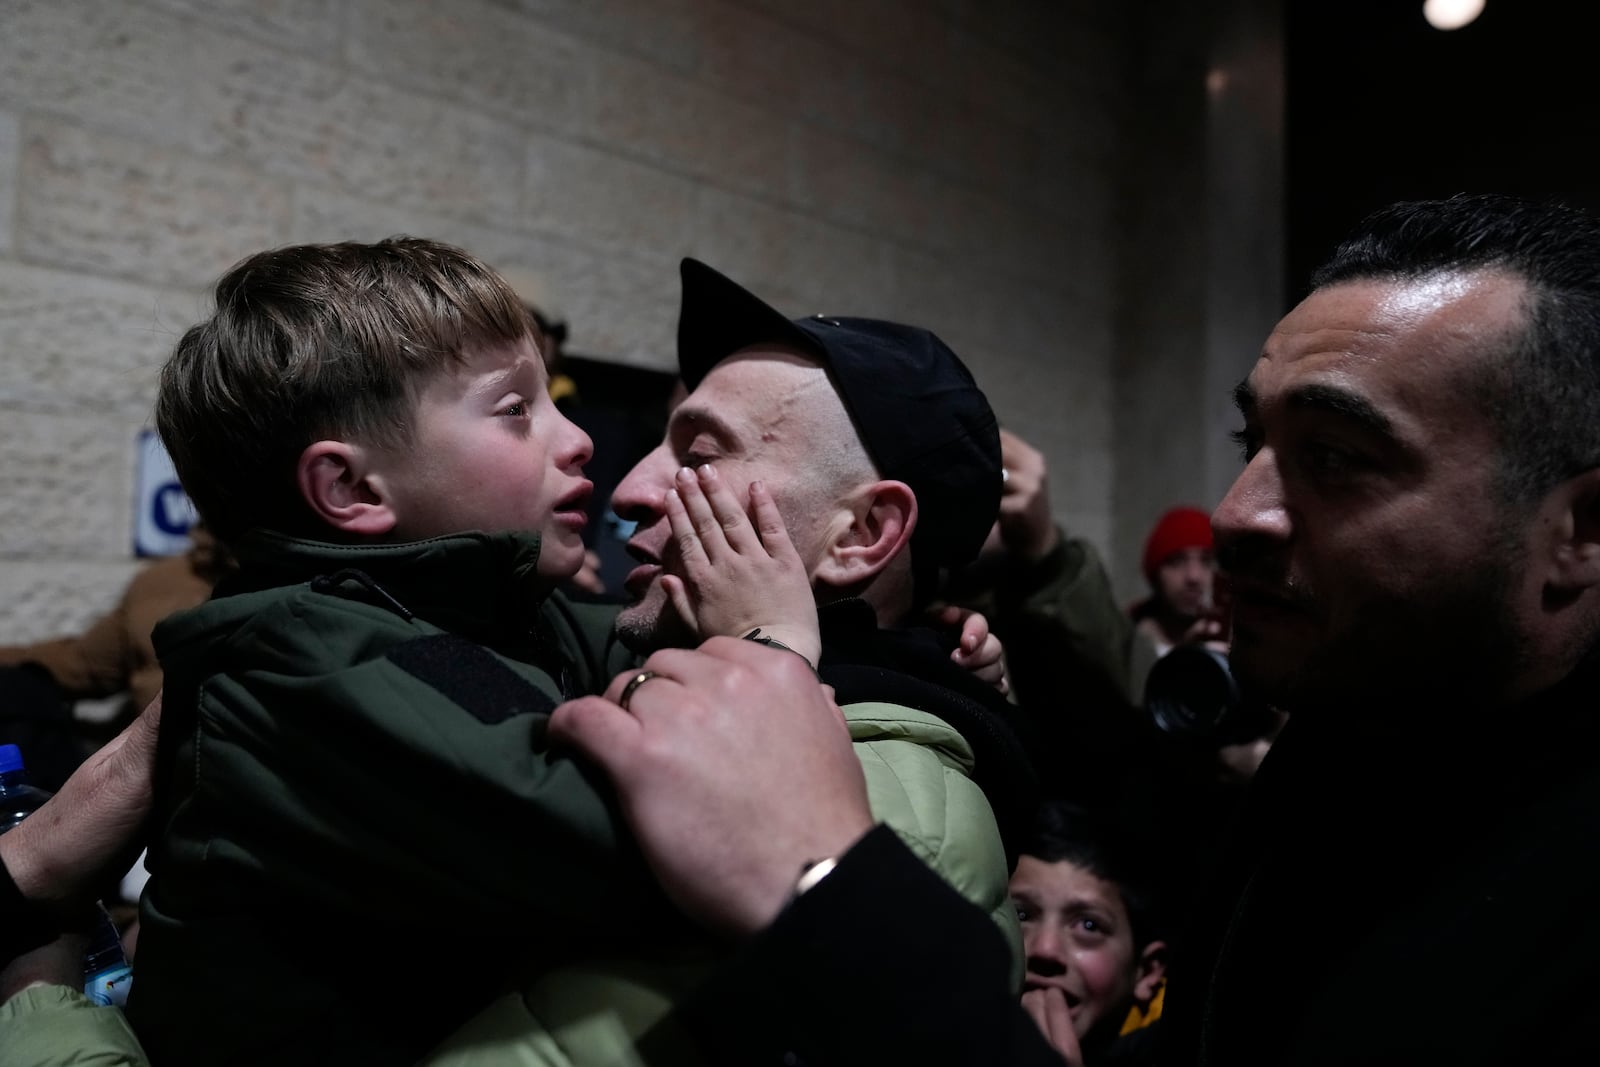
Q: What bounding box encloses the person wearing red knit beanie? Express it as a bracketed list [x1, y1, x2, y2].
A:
[1130, 506, 1217, 659]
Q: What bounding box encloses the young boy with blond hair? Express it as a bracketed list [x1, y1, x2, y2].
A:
[129, 237, 823, 1065]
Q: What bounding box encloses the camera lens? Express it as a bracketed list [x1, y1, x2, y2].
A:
[1143, 645, 1240, 739]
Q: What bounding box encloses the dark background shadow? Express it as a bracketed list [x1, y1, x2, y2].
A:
[1286, 0, 1600, 301]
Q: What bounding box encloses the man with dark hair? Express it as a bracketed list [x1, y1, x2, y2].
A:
[1162, 192, 1600, 1065]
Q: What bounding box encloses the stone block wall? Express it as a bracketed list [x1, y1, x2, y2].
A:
[0, 0, 1179, 646]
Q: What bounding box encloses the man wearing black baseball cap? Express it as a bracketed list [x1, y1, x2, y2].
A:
[611, 257, 1036, 863]
[617, 258, 1003, 636]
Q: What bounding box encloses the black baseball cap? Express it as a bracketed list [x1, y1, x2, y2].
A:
[676, 257, 1001, 572]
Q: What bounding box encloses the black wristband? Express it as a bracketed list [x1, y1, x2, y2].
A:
[0, 855, 58, 966]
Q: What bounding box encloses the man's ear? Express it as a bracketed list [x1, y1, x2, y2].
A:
[1132, 940, 1168, 1006]
[1543, 467, 1600, 596]
[811, 480, 917, 591]
[296, 440, 397, 537]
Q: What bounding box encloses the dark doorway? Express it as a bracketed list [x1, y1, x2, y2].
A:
[1286, 0, 1600, 300]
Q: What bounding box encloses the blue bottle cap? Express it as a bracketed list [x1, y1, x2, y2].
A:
[0, 744, 22, 774]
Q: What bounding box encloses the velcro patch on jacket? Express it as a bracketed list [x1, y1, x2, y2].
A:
[386, 634, 556, 724]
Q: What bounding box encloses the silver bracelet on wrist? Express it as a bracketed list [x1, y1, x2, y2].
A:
[742, 628, 822, 678]
[794, 856, 839, 898]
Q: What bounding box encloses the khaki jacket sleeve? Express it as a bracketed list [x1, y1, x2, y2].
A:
[0, 984, 149, 1067]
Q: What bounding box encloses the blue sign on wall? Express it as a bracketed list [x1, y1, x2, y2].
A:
[134, 430, 196, 558]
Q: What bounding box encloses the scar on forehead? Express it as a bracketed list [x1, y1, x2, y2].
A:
[760, 374, 833, 442]
[674, 388, 793, 451]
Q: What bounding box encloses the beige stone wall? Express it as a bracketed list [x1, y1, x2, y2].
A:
[0, 0, 1211, 647]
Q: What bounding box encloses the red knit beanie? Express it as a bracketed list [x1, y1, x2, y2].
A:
[1141, 506, 1214, 583]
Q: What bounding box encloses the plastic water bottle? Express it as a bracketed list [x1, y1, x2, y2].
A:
[0, 742, 135, 1006]
[81, 900, 136, 1006]
[0, 743, 52, 831]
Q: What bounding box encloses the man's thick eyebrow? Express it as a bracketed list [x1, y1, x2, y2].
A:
[1284, 382, 1395, 437]
[1231, 379, 1394, 437]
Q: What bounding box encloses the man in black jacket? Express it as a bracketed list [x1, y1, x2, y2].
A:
[1159, 193, 1600, 1065]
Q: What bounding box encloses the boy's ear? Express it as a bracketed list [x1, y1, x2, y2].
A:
[811, 480, 917, 591]
[1132, 940, 1168, 1006]
[296, 440, 398, 537]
